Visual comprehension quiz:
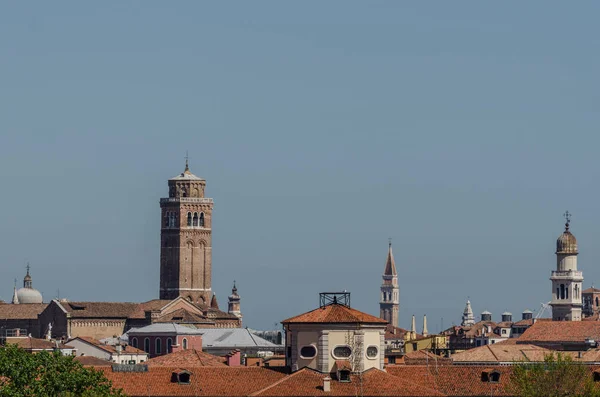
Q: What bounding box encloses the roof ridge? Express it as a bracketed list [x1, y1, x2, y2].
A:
[488, 344, 500, 361]
[248, 368, 312, 396]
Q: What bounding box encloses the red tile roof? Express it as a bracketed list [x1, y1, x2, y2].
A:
[147, 349, 227, 367]
[250, 367, 444, 397]
[75, 356, 113, 366]
[403, 350, 452, 366]
[62, 302, 139, 318]
[5, 337, 73, 350]
[385, 324, 417, 340]
[0, 303, 48, 319]
[517, 319, 600, 344]
[450, 343, 550, 363]
[70, 336, 146, 355]
[386, 365, 513, 396]
[101, 366, 287, 397]
[282, 304, 388, 325]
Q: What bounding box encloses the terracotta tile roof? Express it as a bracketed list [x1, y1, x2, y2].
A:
[70, 336, 146, 355]
[0, 303, 48, 319]
[127, 300, 173, 319]
[403, 350, 452, 366]
[584, 287, 600, 294]
[450, 343, 550, 363]
[75, 356, 113, 366]
[512, 318, 534, 327]
[333, 360, 352, 371]
[282, 304, 388, 325]
[463, 322, 497, 338]
[205, 307, 240, 320]
[155, 308, 214, 324]
[62, 302, 139, 318]
[147, 349, 227, 367]
[5, 337, 73, 350]
[385, 324, 417, 340]
[101, 366, 287, 397]
[250, 367, 444, 397]
[386, 365, 514, 396]
[517, 319, 600, 344]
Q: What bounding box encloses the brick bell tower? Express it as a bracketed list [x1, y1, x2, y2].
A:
[159, 158, 214, 305]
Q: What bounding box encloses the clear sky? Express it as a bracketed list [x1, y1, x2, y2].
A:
[1, 2, 600, 331]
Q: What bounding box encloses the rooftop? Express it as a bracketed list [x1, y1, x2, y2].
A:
[147, 349, 227, 367]
[282, 303, 387, 325]
[518, 320, 600, 344]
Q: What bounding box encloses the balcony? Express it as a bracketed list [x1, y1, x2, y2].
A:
[550, 270, 583, 281]
[160, 197, 213, 204]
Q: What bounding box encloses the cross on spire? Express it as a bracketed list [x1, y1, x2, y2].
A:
[26, 262, 30, 276]
[184, 151, 190, 172]
[388, 237, 392, 248]
[564, 210, 571, 231]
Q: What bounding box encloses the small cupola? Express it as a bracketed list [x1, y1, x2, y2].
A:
[557, 212, 578, 254]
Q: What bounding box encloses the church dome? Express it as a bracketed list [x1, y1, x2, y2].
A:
[16, 287, 43, 304]
[557, 230, 578, 254]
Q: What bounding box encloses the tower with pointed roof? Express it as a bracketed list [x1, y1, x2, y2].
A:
[461, 300, 475, 326]
[550, 212, 583, 321]
[379, 241, 399, 327]
[159, 159, 214, 305]
[228, 281, 242, 324]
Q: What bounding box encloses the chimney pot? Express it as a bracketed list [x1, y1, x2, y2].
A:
[323, 376, 331, 392]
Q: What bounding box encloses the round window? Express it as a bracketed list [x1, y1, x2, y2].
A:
[366, 345, 378, 359]
[333, 345, 352, 359]
[300, 345, 317, 359]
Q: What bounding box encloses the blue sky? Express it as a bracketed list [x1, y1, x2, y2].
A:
[1, 2, 600, 331]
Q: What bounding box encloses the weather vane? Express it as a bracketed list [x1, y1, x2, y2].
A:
[388, 237, 392, 247]
[564, 210, 571, 230]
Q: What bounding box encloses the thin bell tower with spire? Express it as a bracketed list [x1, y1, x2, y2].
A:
[159, 155, 214, 304]
[380, 239, 400, 327]
[550, 211, 583, 321]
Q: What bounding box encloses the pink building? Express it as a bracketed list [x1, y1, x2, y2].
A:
[127, 323, 203, 358]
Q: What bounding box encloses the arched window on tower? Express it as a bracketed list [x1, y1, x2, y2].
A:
[557, 287, 560, 300]
[560, 284, 565, 300]
[193, 212, 199, 227]
[566, 286, 569, 300]
[187, 212, 192, 227]
[596, 297, 599, 308]
[199, 212, 205, 227]
[164, 212, 170, 227]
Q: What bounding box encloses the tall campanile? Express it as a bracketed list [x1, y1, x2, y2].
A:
[159, 159, 214, 305]
[380, 241, 399, 327]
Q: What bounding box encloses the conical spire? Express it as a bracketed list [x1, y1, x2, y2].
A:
[184, 151, 191, 174]
[210, 293, 219, 309]
[462, 299, 475, 327]
[422, 314, 429, 337]
[11, 280, 19, 305]
[384, 240, 397, 276]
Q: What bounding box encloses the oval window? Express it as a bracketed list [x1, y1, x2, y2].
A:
[300, 345, 317, 359]
[333, 345, 352, 359]
[366, 345, 378, 359]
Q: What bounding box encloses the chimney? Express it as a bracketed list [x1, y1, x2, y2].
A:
[422, 314, 429, 337]
[225, 349, 241, 367]
[323, 376, 331, 392]
[115, 344, 122, 354]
